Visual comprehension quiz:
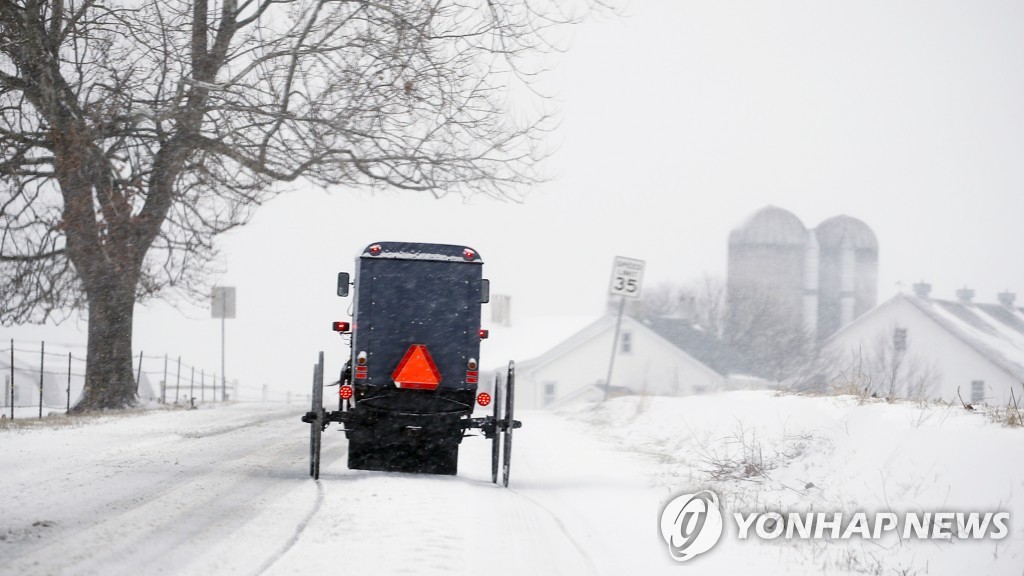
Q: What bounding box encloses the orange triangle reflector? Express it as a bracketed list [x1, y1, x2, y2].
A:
[392, 344, 442, 390]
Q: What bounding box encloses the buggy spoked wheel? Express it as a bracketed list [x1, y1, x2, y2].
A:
[501, 361, 515, 487]
[309, 351, 325, 480]
[491, 373, 502, 484]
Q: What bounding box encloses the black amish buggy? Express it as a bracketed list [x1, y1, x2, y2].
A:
[302, 242, 521, 485]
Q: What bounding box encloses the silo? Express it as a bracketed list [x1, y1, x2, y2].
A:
[813, 215, 878, 339]
[726, 206, 808, 340]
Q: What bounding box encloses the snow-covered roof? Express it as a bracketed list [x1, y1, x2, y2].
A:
[903, 295, 1024, 379]
[642, 317, 749, 375]
[481, 315, 599, 371]
[358, 241, 483, 263]
[489, 313, 741, 380]
[834, 292, 1024, 380]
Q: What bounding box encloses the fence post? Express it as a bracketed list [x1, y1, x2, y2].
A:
[162, 354, 168, 404]
[201, 370, 205, 402]
[38, 341, 44, 419]
[135, 350, 143, 394]
[175, 356, 181, 405]
[189, 366, 195, 406]
[66, 352, 71, 414]
[213, 373, 217, 403]
[9, 339, 14, 420]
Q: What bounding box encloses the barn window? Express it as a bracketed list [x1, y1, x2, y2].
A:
[543, 382, 557, 407]
[970, 380, 985, 403]
[893, 328, 907, 352]
[621, 332, 633, 354]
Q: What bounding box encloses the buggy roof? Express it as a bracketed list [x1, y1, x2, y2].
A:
[360, 242, 483, 263]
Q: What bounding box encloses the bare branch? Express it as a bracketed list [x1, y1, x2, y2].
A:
[0, 0, 614, 409]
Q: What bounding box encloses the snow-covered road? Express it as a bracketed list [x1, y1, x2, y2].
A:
[2, 406, 320, 575]
[3, 394, 1022, 575]
[1, 404, 675, 576]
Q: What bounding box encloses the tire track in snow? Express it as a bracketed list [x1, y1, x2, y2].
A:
[250, 475, 328, 576]
[504, 488, 602, 576]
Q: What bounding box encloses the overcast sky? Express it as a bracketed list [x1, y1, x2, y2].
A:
[11, 1, 1024, 400]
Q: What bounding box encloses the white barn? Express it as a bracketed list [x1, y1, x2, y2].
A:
[823, 285, 1024, 405]
[488, 315, 745, 410]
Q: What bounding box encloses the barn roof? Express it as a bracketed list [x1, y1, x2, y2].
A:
[642, 317, 749, 375]
[904, 294, 1024, 379]
[835, 292, 1024, 381]
[499, 314, 745, 379]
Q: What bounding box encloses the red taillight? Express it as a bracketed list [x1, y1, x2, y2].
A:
[340, 385, 353, 400]
[479, 329, 489, 339]
[369, 244, 382, 255]
[476, 392, 491, 407]
[463, 248, 475, 260]
[332, 321, 350, 332]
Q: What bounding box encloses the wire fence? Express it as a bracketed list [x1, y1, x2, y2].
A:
[1, 339, 257, 420]
[135, 351, 227, 407]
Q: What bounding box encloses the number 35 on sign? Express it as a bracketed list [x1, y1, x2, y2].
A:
[609, 256, 645, 298]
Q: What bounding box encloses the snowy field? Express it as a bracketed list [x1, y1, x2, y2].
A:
[1, 392, 1021, 575]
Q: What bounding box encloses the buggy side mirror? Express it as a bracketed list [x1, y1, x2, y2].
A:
[337, 272, 350, 297]
[480, 279, 490, 304]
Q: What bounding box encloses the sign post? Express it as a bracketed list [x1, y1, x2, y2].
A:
[211, 286, 236, 402]
[604, 257, 645, 400]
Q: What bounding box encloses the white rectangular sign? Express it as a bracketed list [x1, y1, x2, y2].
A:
[609, 256, 645, 298]
[211, 286, 237, 319]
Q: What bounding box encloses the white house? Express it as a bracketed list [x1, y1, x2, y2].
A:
[2, 349, 161, 412]
[489, 315, 745, 410]
[823, 285, 1024, 405]
[1, 354, 73, 411]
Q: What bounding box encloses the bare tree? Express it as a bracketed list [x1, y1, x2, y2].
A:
[724, 284, 814, 382]
[0, 0, 604, 410]
[637, 275, 814, 381]
[636, 273, 726, 337]
[635, 281, 687, 320]
[688, 273, 726, 339]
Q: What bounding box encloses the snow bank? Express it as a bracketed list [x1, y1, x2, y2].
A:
[560, 390, 1024, 575]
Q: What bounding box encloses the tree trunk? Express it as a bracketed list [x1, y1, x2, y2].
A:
[74, 276, 139, 411]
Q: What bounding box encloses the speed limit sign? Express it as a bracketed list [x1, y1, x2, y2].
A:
[609, 256, 645, 298]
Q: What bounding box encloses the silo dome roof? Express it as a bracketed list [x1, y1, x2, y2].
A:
[814, 215, 878, 251]
[729, 206, 807, 246]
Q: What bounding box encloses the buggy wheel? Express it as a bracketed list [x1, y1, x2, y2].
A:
[501, 361, 515, 487]
[309, 352, 325, 479]
[491, 373, 502, 484]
